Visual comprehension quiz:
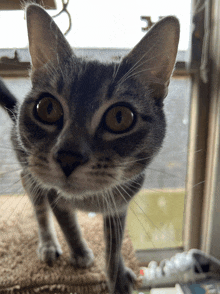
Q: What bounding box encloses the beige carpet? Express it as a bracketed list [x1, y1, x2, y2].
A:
[0, 195, 141, 293]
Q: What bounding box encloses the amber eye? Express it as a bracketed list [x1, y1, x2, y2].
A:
[35, 96, 63, 124]
[104, 104, 135, 133]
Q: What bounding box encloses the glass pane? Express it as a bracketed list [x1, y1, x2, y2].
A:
[0, 78, 31, 194]
[0, 0, 190, 50]
[127, 77, 190, 250]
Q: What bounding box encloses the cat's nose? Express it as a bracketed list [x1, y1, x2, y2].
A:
[55, 150, 89, 177]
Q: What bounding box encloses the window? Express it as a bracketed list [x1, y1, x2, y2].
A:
[0, 0, 191, 49]
[127, 76, 190, 251]
[1, 0, 219, 267]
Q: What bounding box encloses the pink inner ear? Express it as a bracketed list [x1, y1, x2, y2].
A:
[26, 4, 73, 71]
[124, 16, 180, 87]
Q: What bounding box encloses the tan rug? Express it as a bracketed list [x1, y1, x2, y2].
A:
[0, 195, 141, 293]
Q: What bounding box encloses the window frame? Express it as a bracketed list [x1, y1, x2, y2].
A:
[200, 0, 220, 259]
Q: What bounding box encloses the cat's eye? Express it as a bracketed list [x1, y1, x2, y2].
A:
[104, 103, 135, 133]
[35, 95, 63, 124]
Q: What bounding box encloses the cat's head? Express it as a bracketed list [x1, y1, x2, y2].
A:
[17, 4, 179, 198]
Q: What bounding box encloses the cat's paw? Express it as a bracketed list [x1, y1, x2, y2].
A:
[111, 267, 136, 294]
[70, 247, 94, 268]
[38, 242, 63, 267]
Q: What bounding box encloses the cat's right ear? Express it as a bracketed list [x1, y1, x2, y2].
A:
[123, 16, 180, 99]
[26, 4, 73, 71]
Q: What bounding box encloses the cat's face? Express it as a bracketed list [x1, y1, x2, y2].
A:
[15, 4, 179, 199]
[17, 58, 165, 198]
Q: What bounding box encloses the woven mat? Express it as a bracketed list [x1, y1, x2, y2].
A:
[0, 195, 140, 293]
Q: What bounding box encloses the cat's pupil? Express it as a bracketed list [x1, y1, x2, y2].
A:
[104, 104, 135, 133]
[35, 96, 63, 124]
[47, 102, 53, 115]
[116, 111, 122, 124]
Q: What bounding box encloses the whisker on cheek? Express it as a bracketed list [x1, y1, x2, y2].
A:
[0, 6, 180, 292]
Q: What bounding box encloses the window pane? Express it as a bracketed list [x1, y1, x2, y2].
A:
[0, 0, 190, 50]
[127, 77, 190, 250]
[0, 78, 31, 194]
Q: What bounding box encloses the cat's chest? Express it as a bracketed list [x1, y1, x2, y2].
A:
[52, 190, 127, 215]
[71, 193, 128, 215]
[55, 173, 144, 215]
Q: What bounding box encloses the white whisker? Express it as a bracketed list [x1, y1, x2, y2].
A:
[4, 193, 27, 222]
[119, 183, 157, 248]
[124, 181, 179, 247]
[0, 167, 22, 177]
[49, 192, 63, 211]
[0, 145, 23, 152]
[112, 59, 123, 82]
[192, 181, 205, 189]
[103, 192, 112, 272]
[116, 42, 165, 87]
[117, 65, 164, 88]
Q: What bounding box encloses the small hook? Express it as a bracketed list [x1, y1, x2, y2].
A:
[53, 0, 72, 36]
[141, 16, 155, 31]
[141, 16, 163, 31]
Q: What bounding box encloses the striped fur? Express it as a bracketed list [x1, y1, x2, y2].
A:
[0, 4, 180, 294]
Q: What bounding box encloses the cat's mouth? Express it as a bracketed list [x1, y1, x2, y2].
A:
[59, 173, 116, 197]
[28, 161, 120, 199]
[28, 152, 143, 199]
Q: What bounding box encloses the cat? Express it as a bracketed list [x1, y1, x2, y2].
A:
[0, 4, 179, 294]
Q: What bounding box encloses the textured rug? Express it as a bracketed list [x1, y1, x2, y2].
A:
[0, 195, 140, 293]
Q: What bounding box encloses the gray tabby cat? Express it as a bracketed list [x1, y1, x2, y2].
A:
[0, 4, 179, 294]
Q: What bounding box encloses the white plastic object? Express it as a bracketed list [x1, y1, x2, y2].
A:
[139, 249, 220, 289]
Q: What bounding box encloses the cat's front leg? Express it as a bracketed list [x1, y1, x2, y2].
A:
[47, 189, 94, 268]
[104, 212, 136, 294]
[21, 171, 62, 266]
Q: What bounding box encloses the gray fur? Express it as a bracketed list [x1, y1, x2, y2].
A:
[0, 4, 179, 294]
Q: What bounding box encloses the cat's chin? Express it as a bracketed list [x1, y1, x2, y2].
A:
[57, 187, 98, 200]
[56, 180, 118, 200]
[32, 172, 115, 200]
[55, 184, 95, 199]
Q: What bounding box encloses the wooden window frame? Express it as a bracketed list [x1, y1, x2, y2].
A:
[184, 0, 220, 261]
[200, 0, 220, 259]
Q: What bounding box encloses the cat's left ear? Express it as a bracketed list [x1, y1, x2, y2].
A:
[26, 4, 73, 71]
[124, 16, 180, 99]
